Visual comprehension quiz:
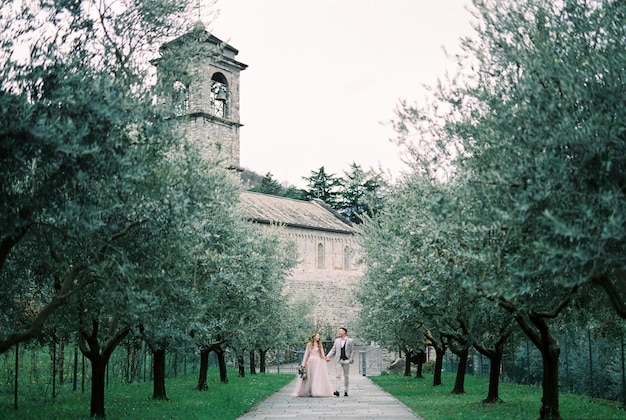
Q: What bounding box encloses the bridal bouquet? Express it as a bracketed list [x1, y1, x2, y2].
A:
[297, 365, 307, 380]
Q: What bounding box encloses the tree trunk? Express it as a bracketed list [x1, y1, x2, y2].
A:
[59, 340, 65, 385]
[171, 350, 178, 377]
[415, 361, 424, 378]
[196, 347, 210, 391]
[152, 348, 168, 400]
[249, 350, 256, 375]
[127, 343, 137, 383]
[451, 348, 468, 394]
[404, 350, 412, 377]
[14, 343, 19, 410]
[238, 353, 245, 378]
[415, 350, 425, 379]
[501, 294, 567, 420]
[259, 349, 267, 373]
[73, 346, 78, 392]
[51, 338, 57, 398]
[476, 334, 510, 404]
[539, 335, 561, 419]
[78, 316, 130, 418]
[433, 346, 445, 386]
[484, 348, 503, 403]
[89, 354, 107, 418]
[216, 348, 228, 383]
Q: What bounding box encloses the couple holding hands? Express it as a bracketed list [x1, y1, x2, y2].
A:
[293, 327, 355, 398]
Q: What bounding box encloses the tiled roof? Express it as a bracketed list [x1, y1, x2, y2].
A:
[239, 192, 355, 234]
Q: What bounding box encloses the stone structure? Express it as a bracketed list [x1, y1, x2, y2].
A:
[156, 22, 246, 169]
[156, 24, 363, 336]
[239, 192, 362, 331]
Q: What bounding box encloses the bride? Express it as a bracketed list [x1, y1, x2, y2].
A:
[292, 333, 333, 397]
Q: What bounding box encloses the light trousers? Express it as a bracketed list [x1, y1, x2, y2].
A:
[334, 360, 351, 392]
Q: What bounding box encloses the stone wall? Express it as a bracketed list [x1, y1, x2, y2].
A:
[158, 34, 244, 170]
[179, 115, 241, 169]
[184, 56, 242, 169]
[281, 226, 363, 338]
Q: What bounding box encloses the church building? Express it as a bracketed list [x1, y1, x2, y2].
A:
[156, 23, 362, 336]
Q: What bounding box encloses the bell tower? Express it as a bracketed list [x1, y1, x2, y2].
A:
[156, 21, 248, 170]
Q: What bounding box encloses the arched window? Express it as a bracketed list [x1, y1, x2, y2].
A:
[210, 72, 229, 118]
[317, 243, 325, 269]
[343, 246, 351, 270]
[172, 80, 189, 116]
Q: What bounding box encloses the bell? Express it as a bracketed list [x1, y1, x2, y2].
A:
[215, 87, 228, 101]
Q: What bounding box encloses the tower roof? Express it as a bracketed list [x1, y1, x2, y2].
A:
[160, 24, 248, 71]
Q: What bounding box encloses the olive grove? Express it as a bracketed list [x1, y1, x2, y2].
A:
[0, 1, 297, 417]
[356, 1, 626, 418]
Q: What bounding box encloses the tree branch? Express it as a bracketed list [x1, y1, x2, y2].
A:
[531, 286, 577, 319]
[592, 271, 626, 319]
[0, 262, 87, 355]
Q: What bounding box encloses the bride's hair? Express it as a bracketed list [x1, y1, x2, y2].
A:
[308, 333, 325, 358]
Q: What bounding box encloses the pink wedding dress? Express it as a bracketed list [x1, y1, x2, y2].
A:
[292, 344, 333, 397]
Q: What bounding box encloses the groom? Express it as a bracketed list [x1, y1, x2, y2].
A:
[325, 327, 354, 396]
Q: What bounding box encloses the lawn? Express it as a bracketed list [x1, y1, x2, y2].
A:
[0, 370, 293, 420]
[371, 372, 626, 420]
[3, 369, 624, 419]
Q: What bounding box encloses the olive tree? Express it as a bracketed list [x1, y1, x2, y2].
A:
[391, 0, 626, 418]
[0, 0, 195, 357]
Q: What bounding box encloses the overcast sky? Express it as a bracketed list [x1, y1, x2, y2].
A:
[206, 0, 475, 188]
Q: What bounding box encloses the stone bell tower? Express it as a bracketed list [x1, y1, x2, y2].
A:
[156, 21, 248, 169]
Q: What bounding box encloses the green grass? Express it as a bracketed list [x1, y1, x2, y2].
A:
[0, 370, 293, 419]
[371, 372, 626, 420]
[3, 369, 625, 419]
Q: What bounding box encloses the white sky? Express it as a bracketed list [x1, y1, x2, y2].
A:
[207, 0, 475, 188]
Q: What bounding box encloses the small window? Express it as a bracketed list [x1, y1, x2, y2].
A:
[343, 246, 351, 270]
[317, 243, 325, 269]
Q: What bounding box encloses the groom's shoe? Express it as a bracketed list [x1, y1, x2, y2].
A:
[344, 392, 348, 397]
[333, 391, 340, 397]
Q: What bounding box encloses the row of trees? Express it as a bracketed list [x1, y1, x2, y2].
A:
[0, 1, 312, 417]
[248, 163, 387, 224]
[356, 1, 626, 419]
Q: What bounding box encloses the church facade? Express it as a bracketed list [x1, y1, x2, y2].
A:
[156, 24, 362, 337]
[239, 192, 362, 333]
